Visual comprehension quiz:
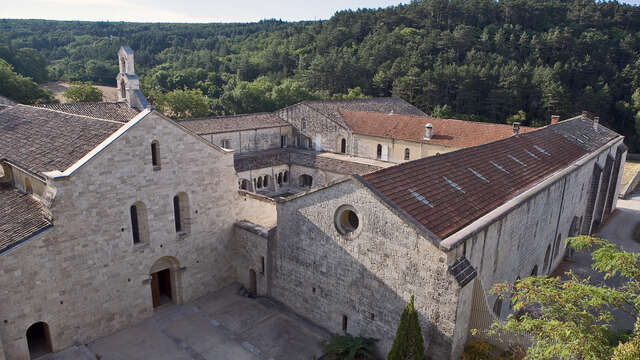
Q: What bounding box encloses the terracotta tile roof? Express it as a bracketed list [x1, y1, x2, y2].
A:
[234, 148, 382, 175]
[301, 97, 427, 128]
[361, 117, 621, 240]
[0, 105, 122, 174]
[180, 113, 289, 134]
[0, 186, 52, 253]
[33, 102, 140, 123]
[341, 110, 534, 148]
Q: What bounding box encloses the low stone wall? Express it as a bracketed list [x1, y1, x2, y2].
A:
[233, 221, 274, 297]
[237, 190, 277, 227]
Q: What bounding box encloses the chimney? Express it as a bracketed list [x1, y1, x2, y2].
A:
[512, 122, 520, 135]
[593, 116, 599, 131]
[551, 115, 560, 124]
[424, 123, 433, 140]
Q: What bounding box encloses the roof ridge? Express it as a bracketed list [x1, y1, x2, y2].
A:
[19, 104, 125, 125]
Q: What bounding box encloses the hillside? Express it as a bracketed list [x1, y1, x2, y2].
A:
[1, 0, 640, 150]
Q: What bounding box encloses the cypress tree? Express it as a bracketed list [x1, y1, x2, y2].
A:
[387, 295, 427, 360]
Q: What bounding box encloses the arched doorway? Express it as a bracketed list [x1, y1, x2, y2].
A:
[26, 322, 52, 358]
[150, 257, 180, 308]
[249, 269, 257, 297]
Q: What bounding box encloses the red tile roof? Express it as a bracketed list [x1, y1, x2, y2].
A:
[340, 110, 534, 148]
[360, 117, 620, 240]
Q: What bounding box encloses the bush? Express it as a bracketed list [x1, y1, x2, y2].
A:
[320, 333, 378, 360]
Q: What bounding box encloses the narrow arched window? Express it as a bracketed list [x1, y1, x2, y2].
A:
[404, 148, 410, 160]
[151, 140, 161, 169]
[173, 192, 191, 234]
[257, 177, 263, 189]
[131, 205, 140, 244]
[173, 196, 182, 232]
[376, 144, 382, 159]
[120, 79, 126, 99]
[264, 175, 269, 187]
[340, 138, 346, 153]
[283, 171, 289, 183]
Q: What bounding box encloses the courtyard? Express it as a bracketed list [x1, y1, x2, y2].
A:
[38, 285, 328, 360]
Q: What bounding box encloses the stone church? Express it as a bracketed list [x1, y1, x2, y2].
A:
[0, 47, 627, 359]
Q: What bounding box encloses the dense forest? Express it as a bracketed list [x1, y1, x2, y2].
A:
[1, 0, 640, 150]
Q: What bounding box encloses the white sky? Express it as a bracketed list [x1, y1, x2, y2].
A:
[2, 0, 410, 23]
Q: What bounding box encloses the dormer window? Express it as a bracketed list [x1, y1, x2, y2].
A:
[151, 141, 161, 170]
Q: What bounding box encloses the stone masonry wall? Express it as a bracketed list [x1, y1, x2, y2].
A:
[276, 104, 352, 154]
[450, 139, 625, 358]
[272, 179, 460, 359]
[204, 126, 292, 153]
[233, 221, 272, 297]
[0, 113, 242, 359]
[236, 191, 278, 227]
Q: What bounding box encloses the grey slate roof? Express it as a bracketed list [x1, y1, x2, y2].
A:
[33, 102, 140, 123]
[550, 116, 620, 152]
[181, 113, 289, 134]
[121, 45, 134, 54]
[0, 186, 52, 253]
[302, 97, 427, 128]
[0, 105, 123, 174]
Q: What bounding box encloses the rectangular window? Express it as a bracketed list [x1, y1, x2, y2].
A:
[280, 135, 287, 148]
[260, 256, 265, 274]
[130, 206, 140, 244]
[221, 139, 231, 149]
[173, 196, 182, 233]
[342, 315, 348, 332]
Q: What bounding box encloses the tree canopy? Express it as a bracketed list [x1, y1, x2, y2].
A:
[1, 0, 639, 149]
[0, 58, 53, 104]
[63, 81, 103, 102]
[492, 236, 640, 360]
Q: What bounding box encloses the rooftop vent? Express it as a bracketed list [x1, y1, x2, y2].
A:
[593, 116, 599, 131]
[512, 122, 520, 135]
[424, 123, 433, 140]
[551, 115, 560, 124]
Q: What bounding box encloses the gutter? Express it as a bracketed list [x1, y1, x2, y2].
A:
[439, 136, 623, 251]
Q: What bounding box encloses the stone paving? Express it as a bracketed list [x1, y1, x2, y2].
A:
[37, 284, 328, 360]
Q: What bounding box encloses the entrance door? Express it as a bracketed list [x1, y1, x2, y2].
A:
[151, 269, 173, 308]
[26, 322, 52, 359]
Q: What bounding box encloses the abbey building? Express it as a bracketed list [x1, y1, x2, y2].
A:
[0, 47, 626, 359]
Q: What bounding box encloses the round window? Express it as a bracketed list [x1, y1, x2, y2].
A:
[335, 205, 361, 236]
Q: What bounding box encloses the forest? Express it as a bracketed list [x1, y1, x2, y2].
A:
[1, 0, 640, 150]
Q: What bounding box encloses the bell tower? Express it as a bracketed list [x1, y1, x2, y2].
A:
[116, 46, 148, 111]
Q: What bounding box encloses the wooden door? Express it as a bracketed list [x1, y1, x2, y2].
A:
[151, 272, 160, 308]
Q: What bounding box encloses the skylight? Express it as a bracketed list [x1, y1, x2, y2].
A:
[490, 161, 509, 173]
[524, 149, 539, 160]
[443, 176, 465, 193]
[409, 188, 434, 208]
[468, 168, 489, 183]
[508, 155, 526, 166]
[534, 145, 551, 156]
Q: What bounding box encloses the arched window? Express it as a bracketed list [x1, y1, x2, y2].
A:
[26, 322, 52, 358]
[151, 140, 161, 169]
[376, 144, 383, 159]
[130, 202, 149, 244]
[493, 297, 503, 317]
[120, 79, 126, 99]
[257, 177, 263, 189]
[24, 177, 32, 194]
[543, 245, 551, 273]
[340, 138, 346, 153]
[283, 171, 289, 183]
[404, 148, 410, 160]
[264, 175, 269, 187]
[173, 192, 190, 234]
[531, 265, 538, 276]
[277, 173, 283, 185]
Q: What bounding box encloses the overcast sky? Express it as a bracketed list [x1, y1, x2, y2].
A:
[2, 0, 639, 23]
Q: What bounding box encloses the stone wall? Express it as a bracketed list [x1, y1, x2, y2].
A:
[203, 126, 292, 153]
[276, 104, 352, 154]
[272, 179, 460, 359]
[237, 191, 278, 227]
[353, 134, 457, 163]
[449, 139, 626, 358]
[0, 112, 242, 359]
[233, 221, 273, 297]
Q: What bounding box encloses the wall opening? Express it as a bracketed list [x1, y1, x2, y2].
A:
[335, 205, 360, 235]
[120, 79, 126, 99]
[277, 173, 283, 185]
[26, 322, 52, 358]
[404, 148, 410, 161]
[263, 175, 269, 187]
[554, 233, 563, 261]
[376, 144, 382, 159]
[530, 265, 538, 276]
[151, 140, 161, 168]
[173, 192, 190, 234]
[240, 179, 249, 190]
[299, 174, 313, 187]
[257, 177, 263, 189]
[339, 137, 346, 153]
[283, 171, 289, 183]
[342, 315, 348, 332]
[260, 256, 265, 274]
[130, 202, 149, 245]
[151, 268, 173, 308]
[249, 269, 257, 297]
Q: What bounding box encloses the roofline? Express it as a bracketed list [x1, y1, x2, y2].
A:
[352, 174, 443, 246]
[43, 109, 232, 180]
[190, 124, 291, 136]
[0, 223, 53, 256]
[20, 104, 125, 124]
[0, 158, 47, 182]
[439, 134, 625, 251]
[274, 176, 352, 203]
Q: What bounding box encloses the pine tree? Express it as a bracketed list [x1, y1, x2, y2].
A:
[387, 295, 427, 360]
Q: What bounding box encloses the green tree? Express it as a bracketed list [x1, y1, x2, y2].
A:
[63, 82, 103, 103]
[632, 89, 640, 138]
[506, 110, 526, 125]
[492, 236, 640, 360]
[387, 295, 427, 360]
[0, 58, 53, 104]
[12, 48, 48, 83]
[154, 88, 210, 119]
